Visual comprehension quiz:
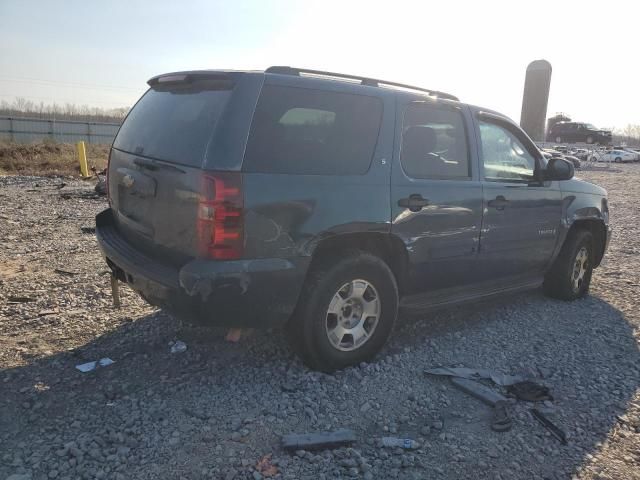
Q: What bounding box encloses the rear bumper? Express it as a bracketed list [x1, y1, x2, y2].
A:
[96, 209, 310, 328]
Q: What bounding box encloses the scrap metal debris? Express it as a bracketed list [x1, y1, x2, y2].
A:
[75, 358, 115, 373]
[282, 429, 356, 451]
[531, 409, 567, 445]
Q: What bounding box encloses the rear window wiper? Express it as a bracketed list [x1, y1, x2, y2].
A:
[133, 157, 185, 174]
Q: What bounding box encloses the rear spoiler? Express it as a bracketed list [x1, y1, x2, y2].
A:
[147, 72, 234, 89]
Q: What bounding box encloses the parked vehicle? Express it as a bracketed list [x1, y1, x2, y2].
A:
[591, 149, 637, 163]
[542, 149, 581, 169]
[628, 147, 640, 160]
[612, 146, 640, 162]
[546, 122, 612, 145]
[569, 148, 590, 161]
[563, 155, 582, 169]
[96, 67, 612, 371]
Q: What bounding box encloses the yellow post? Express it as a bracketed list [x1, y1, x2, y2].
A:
[76, 141, 89, 177]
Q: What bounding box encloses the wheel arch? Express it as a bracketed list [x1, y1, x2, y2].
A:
[306, 232, 410, 295]
[567, 218, 607, 267]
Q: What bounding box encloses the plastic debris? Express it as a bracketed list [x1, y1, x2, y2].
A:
[54, 268, 77, 276]
[381, 437, 421, 449]
[170, 340, 187, 354]
[531, 409, 567, 445]
[225, 328, 243, 342]
[425, 366, 526, 386]
[110, 274, 121, 309]
[491, 401, 513, 432]
[7, 295, 36, 303]
[255, 454, 279, 477]
[450, 377, 507, 407]
[282, 429, 356, 451]
[507, 381, 553, 402]
[75, 358, 114, 373]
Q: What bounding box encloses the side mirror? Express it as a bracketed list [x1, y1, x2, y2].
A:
[544, 157, 574, 181]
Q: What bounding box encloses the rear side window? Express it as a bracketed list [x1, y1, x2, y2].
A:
[113, 82, 232, 167]
[401, 103, 470, 179]
[243, 85, 382, 175]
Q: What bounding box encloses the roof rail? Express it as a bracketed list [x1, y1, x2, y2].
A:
[265, 66, 459, 101]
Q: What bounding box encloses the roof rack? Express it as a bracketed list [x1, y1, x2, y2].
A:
[265, 66, 459, 102]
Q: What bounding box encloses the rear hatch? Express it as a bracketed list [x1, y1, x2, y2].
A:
[108, 72, 240, 264]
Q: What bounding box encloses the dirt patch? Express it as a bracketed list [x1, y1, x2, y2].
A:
[0, 141, 109, 176]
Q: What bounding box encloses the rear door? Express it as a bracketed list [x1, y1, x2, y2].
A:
[391, 100, 483, 294]
[474, 112, 562, 280]
[108, 72, 260, 263]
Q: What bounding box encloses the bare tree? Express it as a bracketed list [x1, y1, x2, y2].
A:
[0, 97, 129, 123]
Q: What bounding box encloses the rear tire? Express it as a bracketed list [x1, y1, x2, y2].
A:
[555, 136, 563, 143]
[586, 135, 594, 144]
[543, 230, 593, 300]
[287, 251, 398, 372]
[615, 157, 622, 163]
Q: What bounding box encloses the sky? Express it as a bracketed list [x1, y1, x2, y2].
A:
[0, 0, 638, 129]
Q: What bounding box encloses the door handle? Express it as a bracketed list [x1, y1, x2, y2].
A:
[488, 195, 509, 210]
[398, 194, 430, 212]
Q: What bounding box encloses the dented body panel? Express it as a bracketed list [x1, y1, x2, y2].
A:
[96, 68, 611, 328]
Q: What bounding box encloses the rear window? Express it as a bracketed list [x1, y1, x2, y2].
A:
[243, 85, 382, 175]
[113, 82, 232, 166]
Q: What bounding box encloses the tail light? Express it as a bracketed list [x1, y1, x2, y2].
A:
[197, 172, 244, 260]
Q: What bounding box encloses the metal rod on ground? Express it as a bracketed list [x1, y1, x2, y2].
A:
[110, 273, 121, 308]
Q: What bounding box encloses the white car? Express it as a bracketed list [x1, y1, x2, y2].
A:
[590, 149, 637, 163]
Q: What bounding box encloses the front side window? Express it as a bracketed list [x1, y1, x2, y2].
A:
[479, 121, 537, 182]
[400, 103, 470, 179]
[243, 85, 382, 175]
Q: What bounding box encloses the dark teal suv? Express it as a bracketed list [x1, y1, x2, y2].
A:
[97, 67, 611, 371]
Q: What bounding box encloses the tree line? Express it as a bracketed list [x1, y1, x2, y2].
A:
[612, 124, 640, 146]
[1, 96, 638, 145]
[0, 97, 129, 123]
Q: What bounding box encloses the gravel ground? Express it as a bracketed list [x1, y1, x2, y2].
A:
[1, 166, 639, 480]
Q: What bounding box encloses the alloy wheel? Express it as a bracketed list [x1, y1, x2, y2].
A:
[325, 279, 380, 352]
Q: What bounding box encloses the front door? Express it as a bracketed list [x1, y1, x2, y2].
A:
[475, 116, 562, 280]
[391, 101, 483, 295]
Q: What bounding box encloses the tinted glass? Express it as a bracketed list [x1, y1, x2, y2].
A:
[243, 85, 382, 175]
[479, 121, 537, 182]
[114, 82, 232, 167]
[401, 103, 470, 179]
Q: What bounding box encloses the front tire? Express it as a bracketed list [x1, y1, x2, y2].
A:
[287, 251, 398, 372]
[586, 135, 594, 144]
[615, 157, 622, 163]
[555, 136, 563, 143]
[544, 230, 593, 300]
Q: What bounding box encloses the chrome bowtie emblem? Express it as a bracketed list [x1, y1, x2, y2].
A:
[122, 174, 135, 188]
